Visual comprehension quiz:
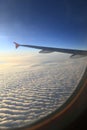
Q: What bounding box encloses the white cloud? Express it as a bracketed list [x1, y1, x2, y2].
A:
[0, 54, 87, 129]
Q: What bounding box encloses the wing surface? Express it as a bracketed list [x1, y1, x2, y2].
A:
[14, 42, 87, 57]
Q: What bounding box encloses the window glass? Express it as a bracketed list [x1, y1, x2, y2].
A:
[0, 0, 87, 129]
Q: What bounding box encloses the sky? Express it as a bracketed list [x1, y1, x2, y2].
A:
[0, 0, 87, 54]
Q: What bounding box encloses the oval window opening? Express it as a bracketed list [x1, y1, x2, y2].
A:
[0, 0, 87, 130]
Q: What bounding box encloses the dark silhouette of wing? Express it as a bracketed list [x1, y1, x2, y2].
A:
[14, 42, 87, 58]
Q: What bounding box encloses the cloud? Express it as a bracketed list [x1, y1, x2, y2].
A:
[0, 53, 87, 129]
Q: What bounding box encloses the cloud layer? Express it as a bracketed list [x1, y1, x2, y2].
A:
[0, 53, 87, 129]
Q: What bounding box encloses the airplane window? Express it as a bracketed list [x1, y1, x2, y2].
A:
[0, 0, 87, 130]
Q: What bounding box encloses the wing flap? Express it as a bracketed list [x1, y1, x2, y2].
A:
[39, 49, 54, 53]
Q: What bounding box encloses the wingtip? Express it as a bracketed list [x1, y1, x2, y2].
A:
[13, 42, 20, 49]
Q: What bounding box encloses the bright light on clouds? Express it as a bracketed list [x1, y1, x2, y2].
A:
[0, 51, 70, 72]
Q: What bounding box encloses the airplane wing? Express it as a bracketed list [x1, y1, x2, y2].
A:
[14, 42, 87, 58]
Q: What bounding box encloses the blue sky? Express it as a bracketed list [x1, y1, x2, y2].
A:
[0, 0, 87, 53]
